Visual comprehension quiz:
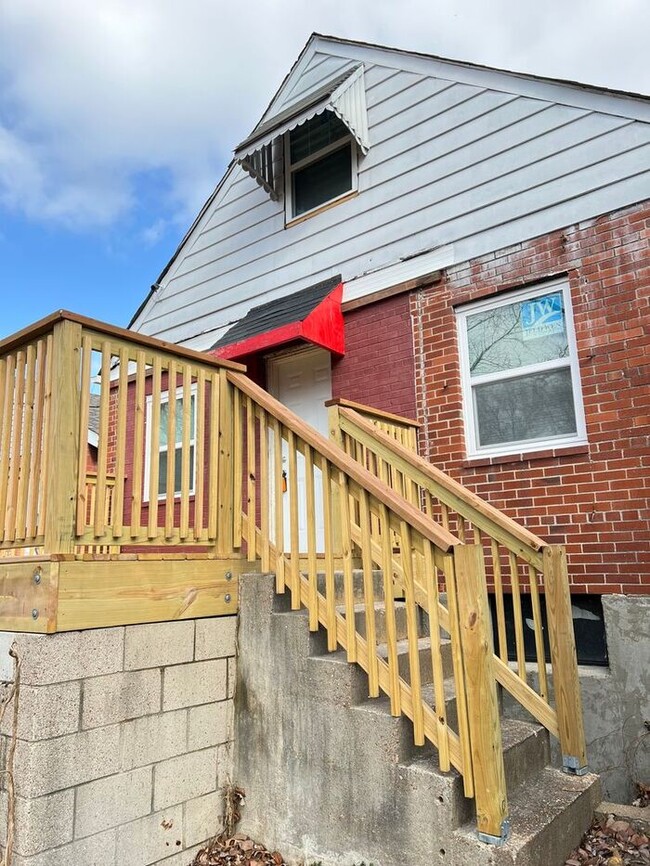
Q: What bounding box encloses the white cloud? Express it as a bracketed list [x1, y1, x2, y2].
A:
[0, 0, 648, 231]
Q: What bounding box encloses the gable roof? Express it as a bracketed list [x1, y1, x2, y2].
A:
[130, 33, 650, 346]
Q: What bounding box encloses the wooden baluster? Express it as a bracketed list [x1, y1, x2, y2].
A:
[164, 359, 177, 541]
[380, 503, 400, 715]
[305, 445, 318, 631]
[529, 565, 548, 700]
[509, 551, 527, 683]
[443, 554, 474, 798]
[15, 344, 36, 542]
[0, 355, 7, 543]
[272, 418, 285, 593]
[424, 538, 449, 771]
[544, 545, 587, 773]
[130, 350, 146, 539]
[112, 347, 129, 541]
[5, 351, 25, 542]
[147, 355, 162, 539]
[457, 514, 466, 543]
[359, 489, 379, 697]
[232, 386, 243, 550]
[194, 368, 206, 542]
[246, 396, 256, 562]
[76, 336, 92, 537]
[94, 342, 111, 540]
[322, 459, 337, 651]
[491, 539, 508, 663]
[27, 339, 47, 541]
[455, 544, 508, 842]
[206, 370, 220, 543]
[440, 501, 450, 532]
[259, 408, 270, 573]
[400, 520, 424, 746]
[287, 429, 300, 609]
[339, 471, 357, 663]
[37, 335, 53, 540]
[179, 364, 192, 541]
[216, 370, 233, 555]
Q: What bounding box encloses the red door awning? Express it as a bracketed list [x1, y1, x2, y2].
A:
[212, 277, 345, 361]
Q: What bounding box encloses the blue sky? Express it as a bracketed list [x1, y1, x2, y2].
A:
[2, 0, 649, 340]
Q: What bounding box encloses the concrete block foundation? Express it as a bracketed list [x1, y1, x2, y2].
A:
[0, 616, 237, 866]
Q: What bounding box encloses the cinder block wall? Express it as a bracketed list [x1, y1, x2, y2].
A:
[0, 617, 236, 866]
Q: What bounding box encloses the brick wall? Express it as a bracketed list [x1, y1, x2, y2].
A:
[0, 617, 236, 865]
[332, 292, 417, 421]
[412, 201, 650, 594]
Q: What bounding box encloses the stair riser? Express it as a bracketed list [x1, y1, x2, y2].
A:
[390, 640, 454, 686]
[317, 569, 387, 604]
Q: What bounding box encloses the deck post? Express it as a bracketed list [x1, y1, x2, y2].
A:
[454, 544, 509, 843]
[43, 319, 83, 555]
[544, 545, 588, 774]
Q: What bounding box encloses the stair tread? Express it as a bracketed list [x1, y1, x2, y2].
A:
[455, 766, 599, 850]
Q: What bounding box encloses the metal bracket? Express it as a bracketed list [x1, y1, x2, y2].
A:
[478, 819, 510, 846]
[562, 755, 589, 775]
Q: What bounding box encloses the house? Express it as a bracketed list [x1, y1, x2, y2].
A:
[126, 32, 650, 804]
[129, 36, 650, 804]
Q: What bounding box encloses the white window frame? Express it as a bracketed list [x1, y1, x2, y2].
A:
[284, 118, 358, 222]
[143, 384, 197, 501]
[456, 279, 587, 459]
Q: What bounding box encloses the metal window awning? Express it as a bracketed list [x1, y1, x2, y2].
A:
[211, 276, 345, 361]
[234, 65, 369, 198]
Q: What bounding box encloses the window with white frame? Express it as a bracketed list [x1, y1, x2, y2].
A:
[144, 387, 196, 499]
[285, 111, 357, 220]
[456, 280, 586, 458]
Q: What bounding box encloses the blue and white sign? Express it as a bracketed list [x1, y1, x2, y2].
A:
[521, 292, 565, 341]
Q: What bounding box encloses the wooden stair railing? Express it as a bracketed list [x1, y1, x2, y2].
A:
[328, 401, 588, 779]
[226, 370, 511, 842]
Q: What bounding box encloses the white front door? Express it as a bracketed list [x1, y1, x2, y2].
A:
[267, 347, 332, 552]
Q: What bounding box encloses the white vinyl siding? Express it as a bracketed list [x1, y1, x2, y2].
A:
[456, 280, 587, 458]
[132, 40, 650, 350]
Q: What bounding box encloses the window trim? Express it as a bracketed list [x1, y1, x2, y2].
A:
[143, 384, 197, 502]
[456, 279, 587, 459]
[284, 117, 358, 222]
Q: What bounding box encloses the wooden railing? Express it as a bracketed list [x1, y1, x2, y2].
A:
[0, 311, 243, 557]
[328, 402, 587, 778]
[0, 311, 587, 840]
[226, 370, 515, 840]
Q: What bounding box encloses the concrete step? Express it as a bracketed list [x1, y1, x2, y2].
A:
[238, 575, 598, 866]
[317, 568, 387, 604]
[377, 635, 454, 685]
[348, 600, 411, 643]
[452, 766, 601, 866]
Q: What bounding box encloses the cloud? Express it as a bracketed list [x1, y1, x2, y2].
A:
[0, 0, 648, 233]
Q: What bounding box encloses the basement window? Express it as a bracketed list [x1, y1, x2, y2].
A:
[456, 280, 587, 458]
[144, 387, 196, 500]
[488, 593, 608, 666]
[285, 112, 357, 220]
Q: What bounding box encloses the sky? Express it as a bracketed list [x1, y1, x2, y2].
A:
[1, 0, 649, 340]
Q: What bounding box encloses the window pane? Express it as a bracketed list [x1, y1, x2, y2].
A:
[159, 394, 195, 447]
[293, 143, 352, 216]
[474, 368, 577, 447]
[157, 446, 195, 496]
[159, 402, 168, 447]
[289, 112, 348, 164]
[467, 291, 569, 376]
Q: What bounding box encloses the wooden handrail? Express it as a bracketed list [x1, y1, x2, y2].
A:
[337, 406, 546, 567]
[325, 397, 421, 428]
[227, 371, 459, 554]
[0, 310, 246, 372]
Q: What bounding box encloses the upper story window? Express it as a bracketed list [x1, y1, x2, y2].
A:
[286, 112, 357, 220]
[456, 280, 587, 458]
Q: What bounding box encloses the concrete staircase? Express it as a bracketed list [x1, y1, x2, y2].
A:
[234, 572, 600, 866]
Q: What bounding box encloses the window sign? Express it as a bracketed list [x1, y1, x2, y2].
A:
[521, 292, 565, 341]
